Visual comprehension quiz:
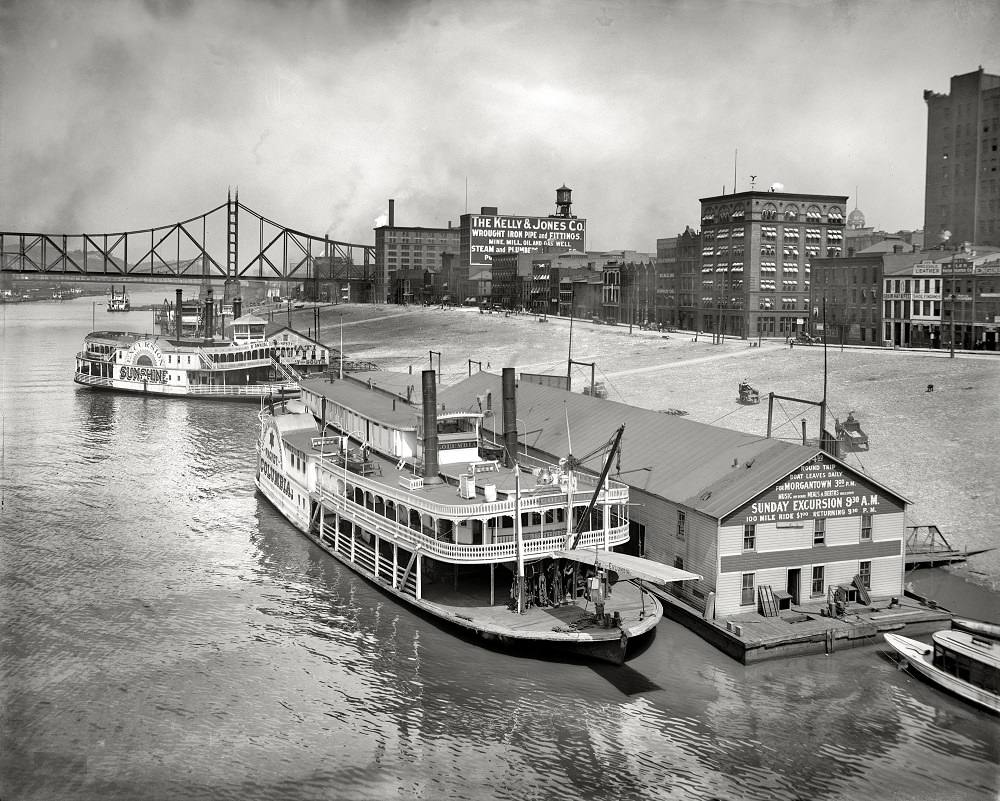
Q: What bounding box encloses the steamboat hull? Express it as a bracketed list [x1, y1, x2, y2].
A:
[254, 471, 662, 665]
[74, 372, 298, 401]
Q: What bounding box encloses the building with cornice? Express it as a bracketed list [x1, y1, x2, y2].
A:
[699, 190, 848, 339]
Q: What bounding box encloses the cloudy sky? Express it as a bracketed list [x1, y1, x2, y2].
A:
[1, 0, 998, 253]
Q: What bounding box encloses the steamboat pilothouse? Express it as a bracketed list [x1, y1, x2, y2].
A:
[255, 366, 700, 664]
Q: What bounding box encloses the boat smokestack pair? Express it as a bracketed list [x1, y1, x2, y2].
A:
[502, 367, 517, 468]
[175, 289, 183, 339]
[421, 370, 442, 484]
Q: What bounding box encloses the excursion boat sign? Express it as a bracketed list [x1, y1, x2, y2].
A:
[726, 454, 903, 525]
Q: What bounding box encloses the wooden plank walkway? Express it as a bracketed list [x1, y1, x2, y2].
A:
[651, 586, 953, 663]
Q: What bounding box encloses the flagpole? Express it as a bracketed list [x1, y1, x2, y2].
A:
[515, 470, 525, 614]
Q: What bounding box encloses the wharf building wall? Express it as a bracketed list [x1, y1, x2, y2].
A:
[623, 469, 905, 620]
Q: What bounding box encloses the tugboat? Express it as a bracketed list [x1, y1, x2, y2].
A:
[255, 367, 700, 664]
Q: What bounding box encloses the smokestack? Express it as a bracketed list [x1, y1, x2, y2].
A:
[175, 289, 183, 339]
[502, 367, 517, 468]
[233, 297, 242, 320]
[389, 199, 395, 228]
[205, 286, 214, 339]
[421, 370, 441, 483]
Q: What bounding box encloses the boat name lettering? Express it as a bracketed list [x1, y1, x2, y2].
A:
[120, 366, 168, 383]
[259, 459, 294, 499]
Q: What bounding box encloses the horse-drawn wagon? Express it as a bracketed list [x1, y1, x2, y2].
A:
[738, 380, 760, 404]
[835, 412, 869, 450]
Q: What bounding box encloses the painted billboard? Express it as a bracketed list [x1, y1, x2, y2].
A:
[468, 214, 586, 267]
[724, 453, 905, 525]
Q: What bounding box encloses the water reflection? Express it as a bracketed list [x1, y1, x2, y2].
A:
[3, 298, 999, 801]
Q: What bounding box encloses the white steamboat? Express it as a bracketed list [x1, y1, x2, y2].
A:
[255, 367, 699, 664]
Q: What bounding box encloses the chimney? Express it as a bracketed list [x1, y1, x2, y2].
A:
[893, 244, 903, 253]
[502, 367, 517, 468]
[175, 289, 183, 339]
[421, 370, 441, 483]
[389, 199, 394, 228]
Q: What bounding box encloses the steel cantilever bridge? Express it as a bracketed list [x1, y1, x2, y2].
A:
[0, 191, 377, 296]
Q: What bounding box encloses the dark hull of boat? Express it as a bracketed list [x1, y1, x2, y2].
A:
[254, 479, 660, 665]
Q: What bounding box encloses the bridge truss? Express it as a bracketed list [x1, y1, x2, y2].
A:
[0, 192, 377, 293]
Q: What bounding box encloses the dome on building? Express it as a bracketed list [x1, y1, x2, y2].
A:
[847, 208, 866, 229]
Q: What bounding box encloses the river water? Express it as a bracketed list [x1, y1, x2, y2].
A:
[1, 293, 998, 801]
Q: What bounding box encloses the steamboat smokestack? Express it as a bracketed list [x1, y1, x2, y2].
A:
[421, 369, 441, 483]
[502, 367, 517, 468]
[205, 286, 214, 339]
[175, 289, 183, 339]
[233, 297, 242, 321]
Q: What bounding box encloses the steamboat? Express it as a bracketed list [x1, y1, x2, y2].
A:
[74, 294, 316, 401]
[255, 367, 700, 664]
[107, 284, 130, 312]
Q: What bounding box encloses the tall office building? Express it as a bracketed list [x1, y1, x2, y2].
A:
[699, 190, 848, 339]
[923, 67, 1000, 247]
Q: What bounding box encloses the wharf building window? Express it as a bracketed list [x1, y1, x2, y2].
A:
[741, 573, 755, 606]
[814, 517, 827, 545]
[676, 510, 686, 540]
[861, 513, 873, 541]
[811, 565, 825, 597]
[859, 560, 871, 590]
[743, 523, 756, 551]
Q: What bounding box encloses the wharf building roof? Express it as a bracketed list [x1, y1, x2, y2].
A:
[436, 370, 907, 522]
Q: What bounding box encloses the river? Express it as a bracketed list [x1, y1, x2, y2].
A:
[1, 293, 997, 800]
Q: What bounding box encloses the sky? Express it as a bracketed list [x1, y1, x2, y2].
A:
[1, 0, 998, 253]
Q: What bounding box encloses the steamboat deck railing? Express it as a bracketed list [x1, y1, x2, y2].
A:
[313, 475, 629, 564]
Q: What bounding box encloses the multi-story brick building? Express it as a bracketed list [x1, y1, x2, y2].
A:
[656, 226, 699, 328]
[459, 188, 587, 303]
[699, 190, 848, 339]
[373, 200, 460, 304]
[923, 68, 1000, 248]
[810, 249, 923, 347]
